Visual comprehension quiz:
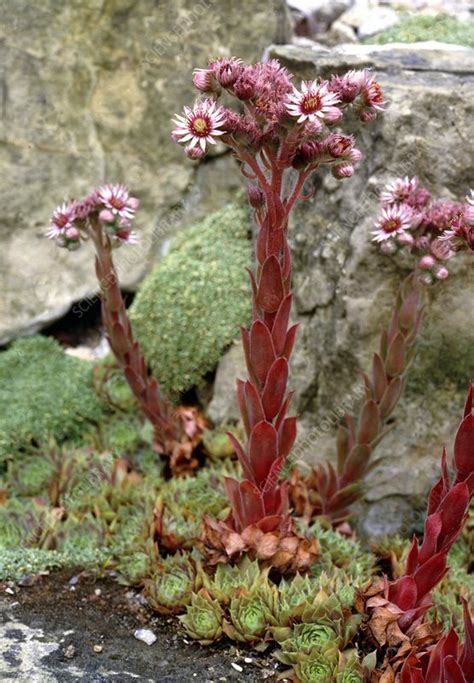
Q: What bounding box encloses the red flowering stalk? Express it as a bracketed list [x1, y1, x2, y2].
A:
[172, 58, 385, 571]
[373, 177, 474, 283]
[399, 599, 474, 683]
[47, 186, 205, 475]
[290, 272, 425, 525]
[356, 383, 474, 658]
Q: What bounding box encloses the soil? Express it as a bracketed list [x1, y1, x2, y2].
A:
[0, 571, 281, 683]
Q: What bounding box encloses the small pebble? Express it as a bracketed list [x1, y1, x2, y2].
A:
[94, 588, 102, 596]
[69, 575, 79, 585]
[231, 663, 243, 673]
[93, 645, 103, 653]
[5, 587, 15, 595]
[134, 628, 157, 646]
[244, 657, 253, 664]
[63, 644, 76, 659]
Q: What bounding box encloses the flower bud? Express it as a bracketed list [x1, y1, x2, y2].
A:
[248, 185, 265, 209]
[434, 266, 449, 280]
[99, 209, 115, 223]
[418, 271, 433, 286]
[332, 163, 354, 179]
[359, 109, 377, 124]
[304, 119, 323, 136]
[65, 226, 80, 240]
[128, 197, 140, 210]
[419, 255, 435, 270]
[185, 144, 206, 160]
[193, 68, 220, 94]
[233, 75, 255, 101]
[397, 232, 414, 246]
[349, 148, 363, 163]
[324, 106, 343, 124]
[431, 238, 453, 261]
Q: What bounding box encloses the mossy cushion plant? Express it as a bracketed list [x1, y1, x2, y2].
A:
[130, 203, 252, 397]
[366, 13, 474, 48]
[0, 335, 102, 463]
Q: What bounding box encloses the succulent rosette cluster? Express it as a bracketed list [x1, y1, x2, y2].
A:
[47, 184, 139, 249]
[173, 57, 385, 572]
[356, 384, 474, 679]
[373, 177, 474, 283]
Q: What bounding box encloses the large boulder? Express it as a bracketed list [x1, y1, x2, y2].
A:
[209, 42, 474, 537]
[0, 0, 290, 344]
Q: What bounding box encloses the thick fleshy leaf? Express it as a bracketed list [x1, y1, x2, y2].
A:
[357, 400, 380, 445]
[336, 424, 349, 474]
[425, 630, 458, 683]
[379, 377, 403, 419]
[227, 432, 253, 481]
[239, 480, 266, 526]
[261, 457, 285, 502]
[385, 332, 405, 377]
[243, 381, 265, 430]
[413, 552, 447, 600]
[438, 482, 469, 542]
[247, 268, 259, 320]
[271, 294, 292, 356]
[405, 537, 420, 576]
[454, 412, 474, 483]
[249, 320, 276, 384]
[257, 255, 284, 313]
[275, 391, 294, 432]
[282, 323, 299, 360]
[372, 353, 387, 402]
[327, 482, 364, 512]
[278, 416, 297, 460]
[442, 657, 466, 683]
[340, 444, 370, 486]
[248, 421, 278, 486]
[427, 449, 450, 515]
[256, 222, 269, 265]
[261, 358, 289, 420]
[389, 576, 417, 611]
[459, 598, 474, 679]
[236, 379, 250, 437]
[418, 512, 442, 564]
[399, 288, 420, 332]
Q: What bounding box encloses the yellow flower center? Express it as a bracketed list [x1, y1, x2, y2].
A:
[302, 94, 321, 113]
[193, 117, 209, 135]
[384, 218, 400, 233]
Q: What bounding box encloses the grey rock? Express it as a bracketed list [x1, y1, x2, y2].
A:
[0, 0, 290, 344]
[207, 342, 246, 425]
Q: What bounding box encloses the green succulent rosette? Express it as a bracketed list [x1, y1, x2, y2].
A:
[202, 557, 260, 605]
[275, 622, 340, 665]
[309, 522, 373, 582]
[144, 552, 200, 615]
[294, 652, 338, 683]
[276, 573, 320, 625]
[179, 589, 224, 644]
[223, 573, 278, 648]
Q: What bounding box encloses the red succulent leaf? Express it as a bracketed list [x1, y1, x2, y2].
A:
[357, 399, 380, 445]
[413, 551, 447, 601]
[372, 352, 388, 402]
[257, 255, 284, 313]
[340, 444, 370, 486]
[453, 388, 474, 483]
[275, 390, 294, 432]
[443, 656, 466, 683]
[261, 358, 289, 420]
[256, 221, 269, 265]
[399, 288, 420, 332]
[243, 380, 266, 430]
[229, 478, 266, 528]
[405, 536, 420, 576]
[271, 294, 292, 355]
[460, 598, 474, 679]
[424, 629, 459, 683]
[227, 432, 253, 481]
[427, 449, 450, 515]
[249, 320, 276, 384]
[247, 268, 260, 320]
[418, 512, 442, 565]
[385, 332, 406, 377]
[248, 421, 278, 486]
[336, 424, 349, 474]
[379, 377, 403, 418]
[388, 575, 417, 611]
[278, 416, 297, 460]
[438, 482, 469, 547]
[236, 379, 250, 437]
[282, 323, 299, 360]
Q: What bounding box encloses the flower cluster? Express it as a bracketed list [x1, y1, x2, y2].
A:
[373, 176, 473, 282]
[47, 184, 139, 250]
[173, 57, 385, 172]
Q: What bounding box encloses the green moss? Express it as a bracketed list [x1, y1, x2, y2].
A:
[0, 336, 103, 463]
[366, 13, 474, 48]
[130, 203, 252, 397]
[0, 547, 107, 581]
